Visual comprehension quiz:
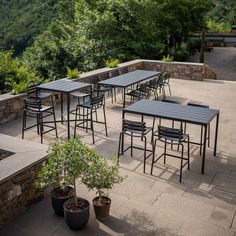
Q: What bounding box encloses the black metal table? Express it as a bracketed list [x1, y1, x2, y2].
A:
[98, 70, 160, 107]
[123, 99, 220, 174]
[37, 79, 91, 138]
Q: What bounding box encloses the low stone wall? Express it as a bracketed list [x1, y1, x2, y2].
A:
[0, 59, 216, 125]
[142, 60, 216, 80]
[0, 134, 48, 229]
[0, 161, 44, 229]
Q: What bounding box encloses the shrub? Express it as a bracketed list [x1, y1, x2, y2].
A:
[161, 55, 174, 62]
[0, 50, 41, 94]
[105, 59, 120, 68]
[66, 66, 81, 79]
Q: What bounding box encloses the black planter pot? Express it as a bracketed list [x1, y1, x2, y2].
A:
[51, 186, 74, 217]
[63, 197, 90, 230]
[93, 196, 111, 221]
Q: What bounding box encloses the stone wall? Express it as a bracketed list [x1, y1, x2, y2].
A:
[0, 161, 44, 229]
[0, 59, 216, 125]
[142, 60, 216, 80]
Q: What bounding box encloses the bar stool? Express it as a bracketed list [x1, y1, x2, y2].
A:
[22, 98, 58, 143]
[151, 125, 190, 182]
[186, 102, 210, 155]
[73, 94, 108, 144]
[118, 119, 153, 173]
[27, 84, 52, 100]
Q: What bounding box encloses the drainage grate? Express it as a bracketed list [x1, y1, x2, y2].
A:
[0, 149, 15, 161]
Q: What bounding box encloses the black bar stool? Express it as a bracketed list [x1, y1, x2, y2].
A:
[118, 119, 153, 173]
[22, 98, 58, 143]
[151, 125, 190, 182]
[73, 94, 108, 144]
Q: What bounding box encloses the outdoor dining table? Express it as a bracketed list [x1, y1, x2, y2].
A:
[98, 70, 160, 107]
[37, 79, 91, 139]
[122, 99, 220, 174]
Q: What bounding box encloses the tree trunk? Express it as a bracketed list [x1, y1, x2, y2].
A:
[200, 30, 205, 63]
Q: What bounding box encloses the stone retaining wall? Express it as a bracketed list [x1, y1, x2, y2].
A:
[0, 161, 44, 229]
[0, 59, 216, 125]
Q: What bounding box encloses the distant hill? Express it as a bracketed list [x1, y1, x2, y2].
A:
[0, 0, 58, 55]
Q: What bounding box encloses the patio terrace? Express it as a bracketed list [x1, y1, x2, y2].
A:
[0, 77, 236, 236]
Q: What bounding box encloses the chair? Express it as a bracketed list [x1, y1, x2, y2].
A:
[118, 119, 153, 173]
[186, 102, 210, 155]
[126, 82, 151, 104]
[151, 125, 190, 182]
[73, 94, 108, 144]
[27, 84, 52, 100]
[146, 76, 161, 100]
[93, 73, 113, 103]
[22, 98, 58, 143]
[158, 72, 171, 99]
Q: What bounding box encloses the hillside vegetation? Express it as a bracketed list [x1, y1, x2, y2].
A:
[0, 0, 58, 55]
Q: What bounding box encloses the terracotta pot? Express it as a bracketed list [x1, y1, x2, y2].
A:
[63, 197, 90, 230]
[93, 196, 111, 220]
[51, 186, 74, 216]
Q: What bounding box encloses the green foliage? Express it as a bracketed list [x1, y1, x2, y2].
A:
[187, 39, 202, 54]
[0, 0, 58, 56]
[0, 50, 41, 94]
[105, 59, 120, 68]
[207, 0, 236, 26]
[22, 0, 211, 79]
[66, 66, 81, 79]
[161, 55, 174, 62]
[36, 138, 93, 192]
[207, 19, 231, 32]
[82, 156, 125, 199]
[170, 43, 191, 62]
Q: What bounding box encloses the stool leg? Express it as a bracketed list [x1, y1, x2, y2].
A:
[151, 139, 157, 175]
[143, 136, 147, 173]
[91, 109, 95, 144]
[187, 136, 190, 170]
[22, 110, 26, 139]
[179, 144, 184, 182]
[103, 105, 108, 137]
[39, 113, 43, 144]
[131, 134, 133, 157]
[74, 106, 78, 138]
[164, 140, 167, 164]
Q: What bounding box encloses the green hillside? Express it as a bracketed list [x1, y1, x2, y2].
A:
[0, 0, 58, 55]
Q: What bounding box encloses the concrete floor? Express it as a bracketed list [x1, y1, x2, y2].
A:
[0, 78, 236, 236]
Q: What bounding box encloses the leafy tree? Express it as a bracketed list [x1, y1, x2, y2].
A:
[0, 50, 41, 93]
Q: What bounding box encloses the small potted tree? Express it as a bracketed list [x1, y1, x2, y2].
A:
[62, 139, 95, 230]
[82, 156, 125, 221]
[36, 139, 76, 216]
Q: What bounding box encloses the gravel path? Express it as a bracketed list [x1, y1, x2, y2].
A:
[188, 47, 236, 81]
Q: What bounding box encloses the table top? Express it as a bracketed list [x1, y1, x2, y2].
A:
[123, 100, 219, 125]
[98, 70, 160, 88]
[37, 79, 91, 93]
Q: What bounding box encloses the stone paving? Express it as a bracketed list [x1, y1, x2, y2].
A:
[0, 78, 236, 236]
[189, 47, 236, 81]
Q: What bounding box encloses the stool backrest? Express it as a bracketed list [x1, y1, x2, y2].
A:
[123, 120, 146, 134]
[27, 85, 39, 99]
[24, 98, 42, 112]
[91, 94, 104, 109]
[158, 126, 183, 140]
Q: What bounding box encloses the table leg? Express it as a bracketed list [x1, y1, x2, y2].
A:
[201, 124, 207, 174]
[123, 88, 126, 108]
[61, 93, 64, 124]
[214, 113, 219, 156]
[67, 93, 71, 139]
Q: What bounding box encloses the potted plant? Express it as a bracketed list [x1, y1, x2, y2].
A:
[36, 139, 76, 216]
[62, 139, 95, 230]
[82, 156, 125, 221]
